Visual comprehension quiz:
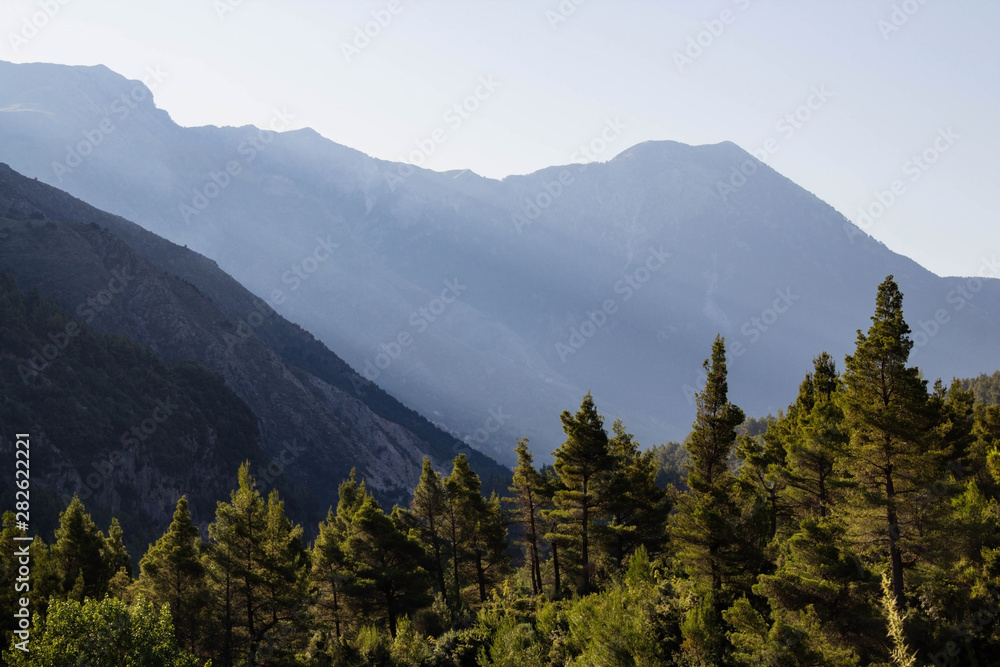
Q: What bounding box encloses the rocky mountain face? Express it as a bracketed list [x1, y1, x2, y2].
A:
[1, 60, 998, 464]
[0, 163, 508, 544]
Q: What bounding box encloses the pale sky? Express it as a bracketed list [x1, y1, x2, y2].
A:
[2, 0, 997, 277]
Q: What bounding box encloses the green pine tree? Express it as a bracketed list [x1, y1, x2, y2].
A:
[839, 276, 944, 610]
[342, 495, 430, 637]
[505, 437, 546, 595]
[410, 457, 450, 604]
[134, 496, 209, 656]
[51, 495, 111, 600]
[552, 392, 613, 593]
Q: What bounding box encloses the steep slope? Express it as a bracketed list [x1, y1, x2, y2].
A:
[1, 60, 997, 463]
[0, 167, 509, 534]
[0, 270, 264, 552]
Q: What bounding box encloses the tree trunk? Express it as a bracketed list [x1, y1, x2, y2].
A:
[475, 551, 487, 602]
[528, 506, 541, 595]
[552, 542, 561, 595]
[581, 476, 590, 593]
[886, 469, 905, 609]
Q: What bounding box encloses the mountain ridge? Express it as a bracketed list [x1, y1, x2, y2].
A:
[1, 59, 997, 465]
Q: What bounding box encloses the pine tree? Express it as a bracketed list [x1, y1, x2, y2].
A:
[206, 462, 308, 664]
[471, 493, 508, 602]
[598, 420, 670, 566]
[410, 457, 450, 604]
[671, 335, 746, 596]
[539, 465, 568, 597]
[776, 352, 849, 524]
[135, 496, 208, 654]
[839, 276, 943, 609]
[103, 517, 131, 581]
[747, 516, 885, 664]
[552, 392, 613, 593]
[51, 495, 111, 600]
[505, 438, 546, 595]
[442, 453, 485, 609]
[311, 509, 349, 642]
[342, 495, 430, 637]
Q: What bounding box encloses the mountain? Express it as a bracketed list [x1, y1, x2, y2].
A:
[2, 60, 998, 464]
[0, 162, 509, 547]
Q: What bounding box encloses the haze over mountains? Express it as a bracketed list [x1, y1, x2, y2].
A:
[2, 60, 998, 465]
[0, 162, 508, 549]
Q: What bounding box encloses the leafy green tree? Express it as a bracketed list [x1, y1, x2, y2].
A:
[311, 508, 350, 642]
[552, 392, 613, 593]
[505, 438, 546, 595]
[4, 597, 204, 666]
[839, 276, 944, 609]
[134, 496, 208, 654]
[342, 495, 430, 637]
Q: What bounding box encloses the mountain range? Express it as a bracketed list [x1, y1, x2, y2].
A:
[1, 59, 998, 468]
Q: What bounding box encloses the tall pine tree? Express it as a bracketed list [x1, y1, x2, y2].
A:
[552, 392, 613, 593]
[839, 276, 943, 610]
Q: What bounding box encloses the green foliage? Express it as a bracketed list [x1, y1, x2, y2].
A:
[839, 276, 946, 610]
[6, 274, 1000, 665]
[962, 370, 1000, 407]
[3, 597, 204, 666]
[552, 392, 613, 594]
[205, 462, 308, 664]
[134, 496, 209, 654]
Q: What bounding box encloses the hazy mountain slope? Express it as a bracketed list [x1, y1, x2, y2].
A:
[0, 166, 509, 532]
[2, 60, 997, 464]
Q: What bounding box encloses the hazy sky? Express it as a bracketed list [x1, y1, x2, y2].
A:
[2, 1, 997, 277]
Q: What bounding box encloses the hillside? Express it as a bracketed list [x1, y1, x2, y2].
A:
[0, 166, 509, 538]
